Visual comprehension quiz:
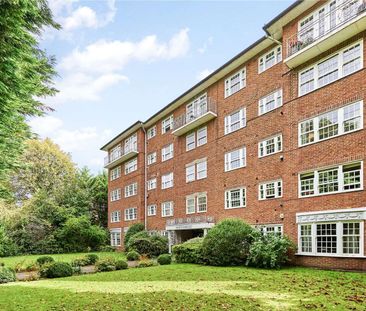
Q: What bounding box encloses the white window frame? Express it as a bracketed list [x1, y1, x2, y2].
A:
[258, 89, 283, 115]
[186, 126, 207, 151]
[147, 152, 157, 165]
[259, 180, 283, 200]
[224, 67, 246, 98]
[298, 101, 363, 147]
[186, 159, 207, 183]
[162, 115, 173, 134]
[299, 161, 363, 198]
[124, 182, 137, 198]
[110, 189, 121, 202]
[258, 45, 282, 73]
[147, 126, 156, 139]
[110, 229, 121, 247]
[197, 193, 207, 213]
[161, 201, 173, 217]
[124, 207, 137, 221]
[225, 147, 246, 172]
[225, 187, 246, 209]
[125, 133, 137, 153]
[258, 134, 283, 158]
[147, 178, 157, 191]
[224, 108, 246, 135]
[256, 224, 283, 236]
[299, 40, 363, 96]
[186, 93, 208, 121]
[162, 143, 174, 162]
[147, 204, 157, 216]
[186, 195, 196, 215]
[186, 193, 208, 214]
[110, 166, 121, 181]
[161, 172, 174, 189]
[186, 132, 196, 151]
[125, 158, 137, 175]
[110, 211, 121, 223]
[298, 221, 364, 258]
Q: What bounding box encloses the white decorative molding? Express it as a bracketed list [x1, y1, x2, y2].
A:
[296, 207, 366, 223]
[110, 228, 122, 233]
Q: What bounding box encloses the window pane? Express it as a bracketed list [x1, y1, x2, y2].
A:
[316, 223, 337, 254]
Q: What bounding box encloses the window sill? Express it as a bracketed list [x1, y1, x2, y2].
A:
[258, 105, 283, 117]
[225, 206, 246, 210]
[296, 253, 366, 259]
[299, 187, 364, 199]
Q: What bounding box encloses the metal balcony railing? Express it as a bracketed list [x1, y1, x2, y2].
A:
[166, 215, 215, 227]
[286, 0, 366, 58]
[104, 145, 137, 166]
[173, 98, 217, 131]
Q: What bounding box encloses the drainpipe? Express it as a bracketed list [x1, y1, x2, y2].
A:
[142, 126, 148, 230]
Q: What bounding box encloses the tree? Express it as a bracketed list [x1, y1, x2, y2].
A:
[89, 171, 108, 227]
[10, 139, 76, 201]
[0, 0, 59, 198]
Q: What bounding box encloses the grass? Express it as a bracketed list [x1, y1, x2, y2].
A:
[1, 263, 365, 310]
[0, 252, 125, 269]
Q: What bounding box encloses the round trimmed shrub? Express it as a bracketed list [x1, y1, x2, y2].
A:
[247, 234, 296, 269]
[126, 250, 140, 261]
[85, 254, 99, 265]
[157, 254, 171, 265]
[0, 267, 16, 284]
[126, 231, 149, 251]
[137, 259, 155, 268]
[172, 237, 204, 264]
[201, 219, 258, 266]
[71, 257, 89, 267]
[41, 262, 73, 278]
[95, 258, 116, 272]
[115, 260, 128, 270]
[124, 223, 144, 246]
[128, 234, 168, 258]
[36, 256, 55, 266]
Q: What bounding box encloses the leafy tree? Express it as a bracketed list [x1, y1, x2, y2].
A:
[89, 171, 108, 227]
[0, 0, 60, 198]
[10, 139, 76, 201]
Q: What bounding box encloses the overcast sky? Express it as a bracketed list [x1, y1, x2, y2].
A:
[30, 0, 293, 174]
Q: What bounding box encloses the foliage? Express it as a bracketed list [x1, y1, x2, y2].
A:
[201, 219, 258, 266]
[95, 258, 117, 272]
[157, 254, 171, 265]
[124, 223, 144, 246]
[126, 250, 140, 261]
[0, 0, 59, 196]
[128, 233, 168, 258]
[0, 267, 16, 284]
[137, 259, 156, 268]
[40, 262, 73, 278]
[57, 216, 108, 252]
[36, 256, 55, 266]
[115, 260, 128, 270]
[71, 254, 99, 267]
[85, 254, 99, 265]
[172, 237, 204, 264]
[247, 234, 296, 269]
[126, 231, 149, 250]
[0, 225, 18, 257]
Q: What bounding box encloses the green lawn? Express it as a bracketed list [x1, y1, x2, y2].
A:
[0, 252, 125, 269]
[1, 263, 365, 310]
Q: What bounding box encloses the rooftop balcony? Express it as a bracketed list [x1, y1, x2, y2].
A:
[104, 146, 138, 169]
[172, 98, 217, 136]
[285, 0, 366, 68]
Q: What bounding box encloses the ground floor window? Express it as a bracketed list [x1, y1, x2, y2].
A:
[298, 221, 363, 257]
[110, 230, 121, 246]
[256, 224, 283, 236]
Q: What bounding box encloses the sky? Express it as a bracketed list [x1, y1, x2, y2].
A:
[30, 0, 294, 174]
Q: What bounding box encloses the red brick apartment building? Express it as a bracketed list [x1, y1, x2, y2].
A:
[101, 0, 366, 270]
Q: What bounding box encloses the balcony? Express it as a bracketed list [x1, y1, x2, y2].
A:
[166, 215, 215, 230]
[172, 98, 217, 136]
[104, 146, 138, 168]
[285, 0, 366, 68]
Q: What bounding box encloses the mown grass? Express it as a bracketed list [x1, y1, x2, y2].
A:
[1, 263, 365, 310]
[0, 252, 125, 269]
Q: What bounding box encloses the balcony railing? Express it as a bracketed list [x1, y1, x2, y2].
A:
[172, 98, 217, 136]
[166, 216, 215, 227]
[286, 0, 366, 58]
[104, 145, 138, 168]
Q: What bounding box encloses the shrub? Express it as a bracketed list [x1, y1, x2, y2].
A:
[40, 262, 73, 278]
[115, 260, 128, 270]
[247, 234, 296, 269]
[99, 245, 115, 252]
[126, 231, 149, 251]
[128, 233, 168, 257]
[124, 223, 144, 246]
[36, 256, 55, 266]
[85, 254, 99, 265]
[137, 259, 156, 268]
[173, 237, 204, 264]
[0, 267, 16, 284]
[201, 219, 258, 266]
[71, 257, 89, 267]
[126, 250, 140, 261]
[0, 226, 18, 257]
[95, 257, 116, 272]
[157, 254, 171, 265]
